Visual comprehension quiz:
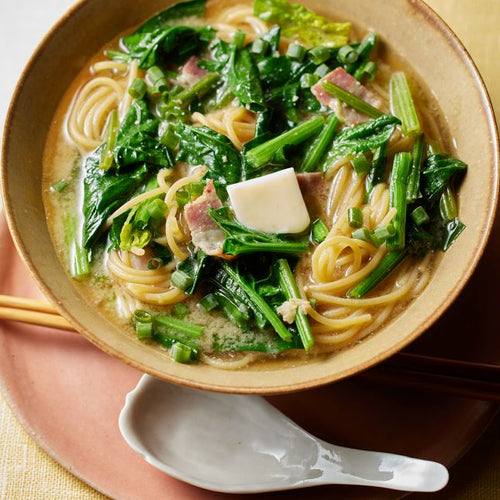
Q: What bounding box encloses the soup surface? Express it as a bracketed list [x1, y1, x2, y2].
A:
[43, 0, 467, 369]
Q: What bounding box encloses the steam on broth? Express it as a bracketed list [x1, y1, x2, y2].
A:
[43, 0, 467, 369]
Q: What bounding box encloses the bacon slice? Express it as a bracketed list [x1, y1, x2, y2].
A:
[296, 172, 328, 219]
[184, 181, 226, 256]
[177, 56, 209, 87]
[311, 67, 383, 125]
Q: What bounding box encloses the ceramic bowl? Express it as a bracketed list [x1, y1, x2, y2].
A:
[1, 0, 498, 393]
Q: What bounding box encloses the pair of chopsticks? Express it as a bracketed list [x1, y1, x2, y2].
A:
[0, 294, 498, 401]
[0, 294, 73, 330]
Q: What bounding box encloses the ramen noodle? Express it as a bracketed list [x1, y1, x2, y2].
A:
[43, 0, 467, 368]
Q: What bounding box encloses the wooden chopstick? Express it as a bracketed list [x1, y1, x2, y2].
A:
[0, 294, 73, 331]
[0, 294, 498, 401]
[361, 353, 500, 402]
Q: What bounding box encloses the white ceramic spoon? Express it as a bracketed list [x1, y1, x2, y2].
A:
[119, 374, 448, 494]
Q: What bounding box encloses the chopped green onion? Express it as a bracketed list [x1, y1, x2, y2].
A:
[411, 206, 430, 226]
[311, 219, 329, 243]
[134, 310, 153, 339]
[147, 257, 164, 270]
[371, 225, 392, 246]
[287, 42, 307, 60]
[128, 78, 147, 99]
[353, 60, 377, 82]
[146, 198, 167, 220]
[49, 179, 68, 193]
[314, 64, 330, 77]
[251, 38, 269, 55]
[99, 109, 119, 171]
[233, 29, 246, 49]
[301, 113, 339, 172]
[172, 303, 190, 319]
[346, 32, 378, 75]
[300, 73, 320, 88]
[189, 181, 205, 198]
[347, 249, 407, 298]
[389, 71, 422, 137]
[352, 227, 372, 243]
[322, 81, 383, 119]
[350, 153, 371, 175]
[407, 134, 424, 202]
[169, 342, 193, 363]
[276, 258, 314, 350]
[171, 270, 195, 291]
[245, 116, 325, 169]
[348, 207, 363, 228]
[147, 66, 168, 93]
[105, 50, 132, 63]
[308, 46, 331, 65]
[387, 152, 412, 250]
[199, 293, 219, 312]
[176, 188, 191, 209]
[160, 123, 179, 149]
[337, 45, 358, 64]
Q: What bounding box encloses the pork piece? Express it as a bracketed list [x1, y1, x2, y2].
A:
[184, 180, 226, 256]
[296, 172, 328, 219]
[177, 56, 209, 87]
[311, 67, 383, 125]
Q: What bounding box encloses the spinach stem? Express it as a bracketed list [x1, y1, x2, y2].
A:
[245, 115, 325, 169]
[276, 258, 314, 350]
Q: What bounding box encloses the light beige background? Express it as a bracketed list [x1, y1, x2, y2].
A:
[0, 0, 498, 498]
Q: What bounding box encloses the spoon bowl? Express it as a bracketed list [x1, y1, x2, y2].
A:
[119, 375, 448, 493]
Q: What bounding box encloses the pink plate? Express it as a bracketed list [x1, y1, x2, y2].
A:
[0, 213, 498, 499]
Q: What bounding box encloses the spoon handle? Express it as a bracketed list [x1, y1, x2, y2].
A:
[315, 440, 448, 492]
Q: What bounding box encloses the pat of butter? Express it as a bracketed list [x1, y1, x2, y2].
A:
[227, 168, 310, 234]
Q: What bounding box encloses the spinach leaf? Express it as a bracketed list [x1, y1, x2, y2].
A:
[324, 114, 400, 167]
[82, 149, 151, 249]
[171, 250, 208, 295]
[176, 124, 242, 184]
[123, 26, 214, 69]
[114, 99, 174, 169]
[226, 47, 265, 111]
[421, 154, 468, 201]
[208, 206, 310, 255]
[132, 0, 207, 33]
[200, 37, 265, 110]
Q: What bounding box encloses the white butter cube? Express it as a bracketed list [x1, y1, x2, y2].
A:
[227, 168, 310, 234]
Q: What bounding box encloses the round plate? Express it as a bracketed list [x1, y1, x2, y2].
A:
[2, 0, 498, 393]
[0, 215, 498, 499]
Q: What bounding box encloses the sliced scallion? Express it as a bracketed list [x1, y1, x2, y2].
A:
[311, 219, 329, 243]
[348, 207, 363, 228]
[411, 205, 430, 226]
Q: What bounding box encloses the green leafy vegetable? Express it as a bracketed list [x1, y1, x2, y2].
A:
[82, 149, 151, 249]
[254, 0, 350, 47]
[208, 206, 310, 256]
[275, 258, 314, 350]
[176, 124, 242, 185]
[114, 99, 174, 170]
[421, 154, 467, 201]
[324, 114, 400, 167]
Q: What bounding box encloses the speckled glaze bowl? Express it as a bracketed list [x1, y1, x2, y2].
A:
[2, 0, 498, 393]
